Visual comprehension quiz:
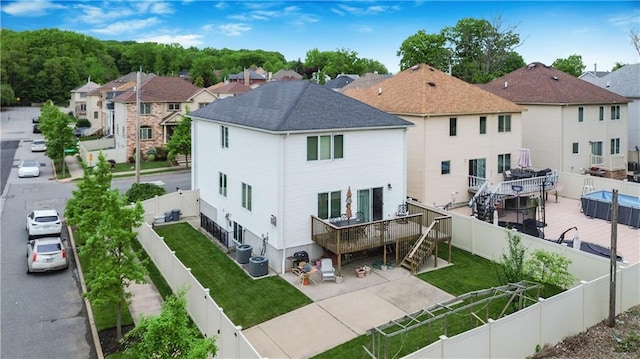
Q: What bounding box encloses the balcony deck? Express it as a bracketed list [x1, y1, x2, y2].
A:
[311, 207, 452, 276]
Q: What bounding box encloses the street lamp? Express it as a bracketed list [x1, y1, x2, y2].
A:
[511, 185, 523, 225]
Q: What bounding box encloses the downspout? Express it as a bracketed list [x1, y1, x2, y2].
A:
[281, 133, 288, 274]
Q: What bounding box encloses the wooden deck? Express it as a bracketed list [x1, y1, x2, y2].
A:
[311, 206, 452, 276]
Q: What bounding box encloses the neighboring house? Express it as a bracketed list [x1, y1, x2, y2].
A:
[339, 72, 391, 92]
[207, 82, 251, 99]
[189, 80, 413, 273]
[481, 62, 630, 179]
[579, 63, 640, 160]
[113, 76, 216, 161]
[70, 79, 99, 121]
[272, 69, 303, 81]
[324, 74, 359, 91]
[85, 72, 157, 137]
[344, 64, 524, 207]
[228, 69, 267, 88]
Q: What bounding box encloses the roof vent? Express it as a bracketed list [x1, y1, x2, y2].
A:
[606, 81, 610, 87]
[410, 64, 420, 71]
[527, 63, 536, 70]
[504, 81, 508, 88]
[427, 82, 436, 87]
[429, 67, 434, 71]
[378, 87, 382, 95]
[552, 76, 559, 80]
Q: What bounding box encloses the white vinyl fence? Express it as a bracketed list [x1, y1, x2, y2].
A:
[137, 182, 640, 359]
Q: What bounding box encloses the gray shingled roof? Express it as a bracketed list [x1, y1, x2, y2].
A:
[190, 80, 413, 132]
[580, 64, 640, 98]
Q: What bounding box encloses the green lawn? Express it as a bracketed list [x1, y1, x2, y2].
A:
[111, 161, 173, 172]
[154, 223, 313, 328]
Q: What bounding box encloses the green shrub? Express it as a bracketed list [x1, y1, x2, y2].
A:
[125, 183, 166, 203]
[154, 147, 168, 161]
[76, 118, 91, 128]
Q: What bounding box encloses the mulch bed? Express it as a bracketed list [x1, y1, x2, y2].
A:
[99, 325, 134, 356]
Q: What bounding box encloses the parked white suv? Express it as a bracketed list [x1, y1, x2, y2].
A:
[26, 209, 62, 239]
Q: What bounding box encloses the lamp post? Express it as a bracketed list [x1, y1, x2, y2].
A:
[511, 185, 523, 225]
[135, 70, 141, 184]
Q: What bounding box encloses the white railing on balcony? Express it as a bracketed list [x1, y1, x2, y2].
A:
[591, 154, 626, 171]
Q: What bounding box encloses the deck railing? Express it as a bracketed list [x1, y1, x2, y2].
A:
[591, 154, 626, 171]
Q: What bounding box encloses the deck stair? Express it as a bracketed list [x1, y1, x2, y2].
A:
[400, 221, 438, 274]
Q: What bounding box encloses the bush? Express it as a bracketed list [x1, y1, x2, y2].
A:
[76, 118, 91, 128]
[126, 183, 166, 203]
[154, 147, 168, 161]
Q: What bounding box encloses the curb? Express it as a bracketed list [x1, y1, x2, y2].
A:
[68, 226, 104, 359]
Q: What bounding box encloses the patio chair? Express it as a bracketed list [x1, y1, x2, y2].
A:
[320, 258, 336, 282]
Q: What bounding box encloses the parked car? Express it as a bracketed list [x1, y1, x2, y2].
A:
[74, 127, 84, 138]
[32, 117, 40, 123]
[33, 123, 41, 133]
[18, 159, 40, 177]
[26, 209, 62, 239]
[26, 237, 68, 274]
[31, 139, 47, 152]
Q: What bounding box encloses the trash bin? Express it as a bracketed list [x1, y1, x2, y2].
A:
[249, 256, 268, 277]
[164, 211, 172, 222]
[236, 244, 252, 264]
[171, 209, 181, 221]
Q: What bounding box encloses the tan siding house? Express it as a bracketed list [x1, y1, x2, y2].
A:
[343, 64, 524, 206]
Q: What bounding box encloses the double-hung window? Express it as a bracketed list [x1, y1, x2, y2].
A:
[140, 103, 151, 114]
[479, 116, 486, 134]
[578, 107, 584, 122]
[441, 161, 451, 175]
[599, 106, 604, 121]
[168, 103, 181, 111]
[610, 138, 620, 155]
[610, 105, 620, 120]
[241, 182, 252, 211]
[219, 172, 227, 197]
[449, 118, 457, 136]
[572, 142, 579, 154]
[307, 135, 343, 161]
[317, 191, 341, 219]
[221, 126, 229, 148]
[498, 115, 511, 132]
[139, 126, 152, 140]
[497, 153, 511, 173]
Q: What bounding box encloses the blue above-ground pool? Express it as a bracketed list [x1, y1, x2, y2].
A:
[581, 190, 640, 228]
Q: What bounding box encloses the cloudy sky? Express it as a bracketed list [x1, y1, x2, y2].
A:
[1, 0, 638, 73]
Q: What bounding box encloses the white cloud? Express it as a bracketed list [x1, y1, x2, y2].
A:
[136, 33, 204, 47]
[91, 17, 161, 35]
[1, 0, 66, 17]
[74, 4, 134, 25]
[353, 25, 374, 34]
[215, 2, 228, 10]
[331, 3, 398, 16]
[289, 14, 320, 26]
[216, 23, 252, 36]
[608, 9, 640, 28]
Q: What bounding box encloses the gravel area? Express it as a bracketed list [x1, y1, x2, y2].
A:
[532, 305, 640, 358]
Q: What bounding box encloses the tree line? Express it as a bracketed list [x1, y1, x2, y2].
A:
[3, 17, 630, 107]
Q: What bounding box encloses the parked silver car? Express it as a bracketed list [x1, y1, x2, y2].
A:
[31, 139, 47, 152]
[26, 237, 69, 274]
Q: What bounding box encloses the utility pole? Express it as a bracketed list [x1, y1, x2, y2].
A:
[608, 189, 618, 327]
[135, 69, 141, 184]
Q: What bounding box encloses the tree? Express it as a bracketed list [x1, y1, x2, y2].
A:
[611, 62, 625, 72]
[496, 230, 527, 284]
[443, 16, 524, 83]
[166, 115, 192, 168]
[0, 83, 16, 106]
[631, 26, 640, 57]
[123, 289, 217, 358]
[38, 101, 75, 164]
[525, 250, 575, 291]
[397, 30, 450, 72]
[552, 54, 585, 77]
[81, 189, 146, 340]
[65, 152, 113, 242]
[126, 182, 167, 203]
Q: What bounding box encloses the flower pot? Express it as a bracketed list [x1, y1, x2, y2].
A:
[356, 269, 365, 278]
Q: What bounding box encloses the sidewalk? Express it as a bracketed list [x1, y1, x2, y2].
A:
[60, 155, 189, 182]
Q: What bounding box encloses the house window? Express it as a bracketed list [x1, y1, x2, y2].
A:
[241, 182, 252, 211]
[599, 106, 604, 121]
[307, 135, 343, 161]
[610, 138, 620, 155]
[94, 111, 98, 119]
[140, 103, 151, 114]
[80, 104, 87, 111]
[497, 153, 511, 173]
[610, 105, 620, 120]
[441, 161, 451, 175]
[572, 142, 579, 154]
[219, 172, 227, 197]
[578, 107, 584, 122]
[498, 115, 511, 132]
[221, 126, 229, 148]
[198, 103, 207, 109]
[449, 118, 457, 136]
[139, 126, 152, 140]
[317, 191, 341, 219]
[168, 103, 181, 111]
[479, 116, 486, 134]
